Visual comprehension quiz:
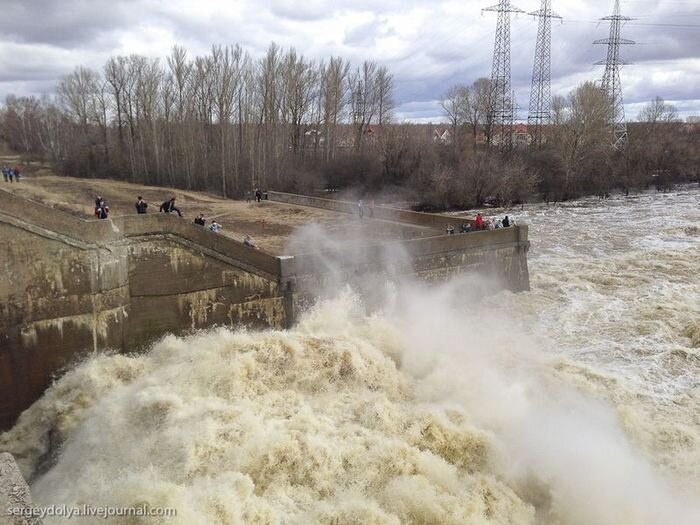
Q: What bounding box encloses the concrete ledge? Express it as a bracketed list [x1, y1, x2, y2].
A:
[285, 226, 528, 277]
[267, 191, 478, 230]
[0, 188, 283, 281]
[0, 453, 40, 525]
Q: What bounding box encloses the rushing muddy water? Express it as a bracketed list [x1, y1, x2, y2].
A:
[1, 186, 699, 524]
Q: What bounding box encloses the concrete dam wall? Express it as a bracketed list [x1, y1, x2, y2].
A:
[0, 188, 530, 430]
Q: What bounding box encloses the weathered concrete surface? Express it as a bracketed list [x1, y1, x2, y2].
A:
[0, 453, 40, 525]
[0, 189, 289, 430]
[0, 187, 530, 431]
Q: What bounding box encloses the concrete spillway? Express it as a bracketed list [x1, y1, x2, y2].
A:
[0, 188, 529, 430]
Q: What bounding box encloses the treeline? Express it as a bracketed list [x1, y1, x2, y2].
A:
[1, 43, 393, 197]
[431, 79, 700, 208]
[1, 42, 698, 209]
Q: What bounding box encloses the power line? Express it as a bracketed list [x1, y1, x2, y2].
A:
[566, 19, 700, 28]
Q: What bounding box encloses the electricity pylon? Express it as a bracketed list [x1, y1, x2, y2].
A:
[594, 0, 635, 149]
[484, 0, 524, 151]
[528, 0, 561, 147]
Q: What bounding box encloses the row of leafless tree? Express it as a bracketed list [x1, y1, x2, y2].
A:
[436, 78, 699, 205]
[2, 44, 697, 209]
[2, 43, 394, 196]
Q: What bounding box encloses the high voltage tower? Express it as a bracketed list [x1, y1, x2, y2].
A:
[594, 0, 635, 150]
[484, 0, 523, 151]
[528, 0, 561, 147]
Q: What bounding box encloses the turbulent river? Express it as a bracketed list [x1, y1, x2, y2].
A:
[1, 186, 699, 524]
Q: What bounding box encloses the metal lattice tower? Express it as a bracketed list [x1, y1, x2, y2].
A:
[528, 0, 561, 147]
[484, 0, 524, 151]
[594, 0, 635, 149]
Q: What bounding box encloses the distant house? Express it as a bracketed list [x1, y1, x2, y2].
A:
[433, 128, 452, 144]
[304, 129, 325, 143]
[683, 118, 700, 134]
[513, 123, 531, 147]
[491, 123, 531, 148]
[364, 125, 382, 136]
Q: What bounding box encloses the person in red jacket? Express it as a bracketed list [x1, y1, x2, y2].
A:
[475, 213, 484, 230]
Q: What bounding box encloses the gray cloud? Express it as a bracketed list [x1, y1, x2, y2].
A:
[0, 0, 698, 119]
[2, 0, 135, 48]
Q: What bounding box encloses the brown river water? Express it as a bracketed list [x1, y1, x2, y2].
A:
[1, 185, 699, 524]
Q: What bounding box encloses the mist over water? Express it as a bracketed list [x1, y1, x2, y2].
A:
[1, 186, 699, 524]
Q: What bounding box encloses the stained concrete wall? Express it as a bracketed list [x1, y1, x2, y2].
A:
[282, 226, 530, 311]
[0, 189, 289, 431]
[0, 188, 529, 431]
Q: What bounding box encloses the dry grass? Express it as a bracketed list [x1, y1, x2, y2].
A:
[1, 157, 433, 255]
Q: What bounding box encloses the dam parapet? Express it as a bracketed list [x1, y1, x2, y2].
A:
[0, 188, 529, 430]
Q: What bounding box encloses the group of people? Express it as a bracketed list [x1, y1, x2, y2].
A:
[2, 165, 21, 183]
[446, 213, 514, 235]
[357, 199, 376, 219]
[95, 195, 184, 220]
[193, 213, 222, 234]
[245, 188, 266, 203]
[95, 193, 258, 248]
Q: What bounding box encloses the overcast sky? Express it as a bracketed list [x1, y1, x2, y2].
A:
[1, 0, 698, 122]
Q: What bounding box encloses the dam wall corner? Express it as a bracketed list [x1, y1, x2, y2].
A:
[0, 188, 530, 430]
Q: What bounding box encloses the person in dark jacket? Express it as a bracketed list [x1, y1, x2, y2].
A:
[135, 196, 148, 214]
[160, 197, 182, 217]
[96, 204, 109, 219]
[94, 196, 105, 218]
[194, 214, 206, 226]
[255, 188, 262, 203]
[502, 215, 510, 227]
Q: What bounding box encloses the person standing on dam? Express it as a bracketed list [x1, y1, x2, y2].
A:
[358, 199, 364, 219]
[96, 202, 109, 219]
[475, 213, 484, 230]
[135, 196, 148, 214]
[160, 197, 182, 217]
[94, 196, 105, 217]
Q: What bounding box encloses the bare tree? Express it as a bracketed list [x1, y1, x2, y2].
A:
[557, 82, 612, 197]
[321, 56, 349, 161]
[440, 84, 469, 158]
[212, 44, 243, 196]
[464, 78, 492, 152]
[376, 66, 394, 126]
[57, 66, 100, 131]
[349, 61, 379, 153]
